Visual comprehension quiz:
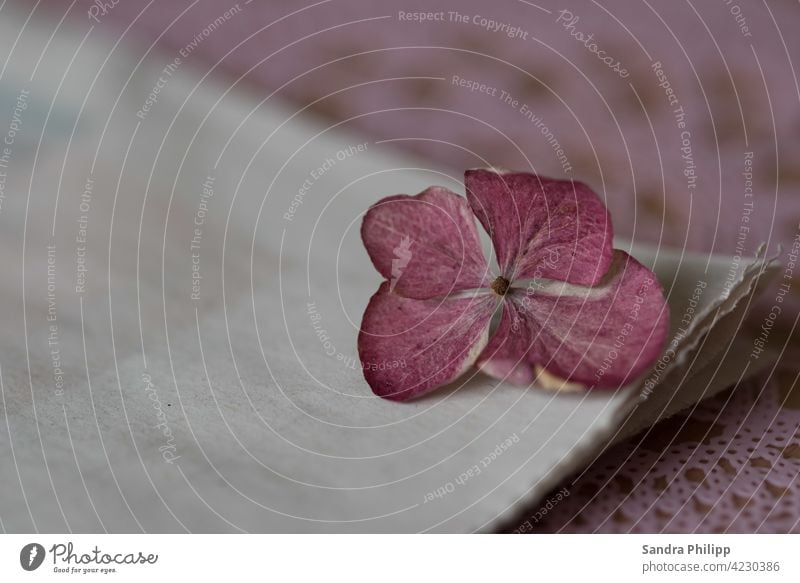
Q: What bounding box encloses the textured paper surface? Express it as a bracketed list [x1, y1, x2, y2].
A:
[0, 12, 779, 532]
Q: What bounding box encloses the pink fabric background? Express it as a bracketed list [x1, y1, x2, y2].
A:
[45, 0, 800, 532]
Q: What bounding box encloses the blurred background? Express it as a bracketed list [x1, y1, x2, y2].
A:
[58, 0, 800, 256]
[2, 0, 798, 532]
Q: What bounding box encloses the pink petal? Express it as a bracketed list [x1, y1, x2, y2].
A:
[465, 168, 613, 286]
[361, 186, 491, 299]
[358, 282, 497, 400]
[477, 251, 669, 389]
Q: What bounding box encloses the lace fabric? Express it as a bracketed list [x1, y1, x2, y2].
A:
[512, 367, 800, 533]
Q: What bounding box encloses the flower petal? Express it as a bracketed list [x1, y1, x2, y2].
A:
[465, 168, 613, 285]
[477, 251, 669, 388]
[358, 282, 497, 400]
[361, 186, 491, 299]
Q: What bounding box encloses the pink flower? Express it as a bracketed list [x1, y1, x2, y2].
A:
[358, 169, 669, 401]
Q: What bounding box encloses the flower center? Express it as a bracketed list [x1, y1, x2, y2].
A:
[491, 276, 510, 296]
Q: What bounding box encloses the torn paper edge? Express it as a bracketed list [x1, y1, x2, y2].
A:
[476, 245, 779, 533]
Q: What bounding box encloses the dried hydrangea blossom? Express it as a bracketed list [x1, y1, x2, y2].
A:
[358, 168, 669, 401]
